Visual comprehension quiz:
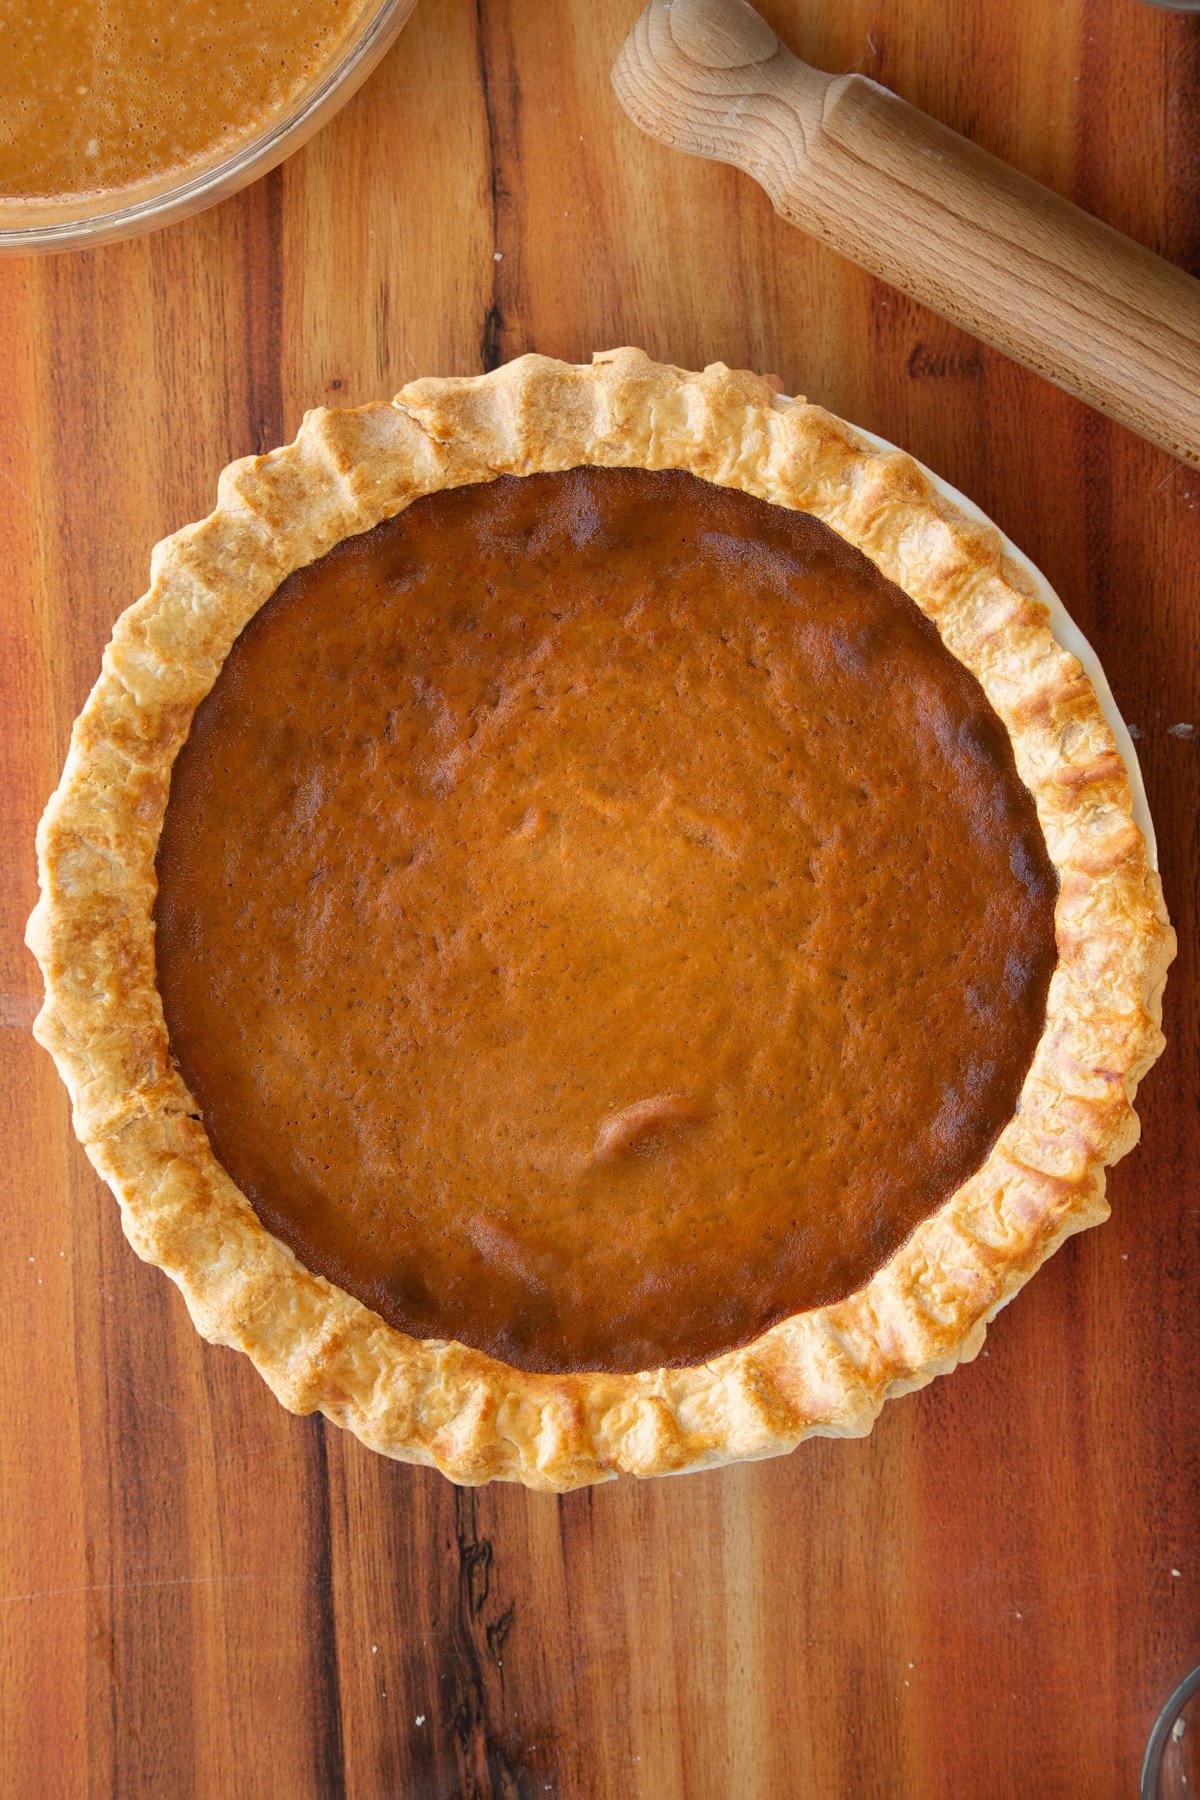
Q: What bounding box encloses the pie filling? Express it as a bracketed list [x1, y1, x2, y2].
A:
[154, 467, 1059, 1375]
[0, 0, 372, 203]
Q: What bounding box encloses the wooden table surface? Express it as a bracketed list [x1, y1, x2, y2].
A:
[3, 2, 1199, 1795]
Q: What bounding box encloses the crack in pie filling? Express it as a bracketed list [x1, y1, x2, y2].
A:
[155, 467, 1059, 1375]
[29, 352, 1173, 1486]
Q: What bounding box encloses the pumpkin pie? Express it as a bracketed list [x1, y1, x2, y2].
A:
[27, 351, 1174, 1488]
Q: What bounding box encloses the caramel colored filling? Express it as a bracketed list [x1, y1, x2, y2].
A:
[0, 0, 371, 202]
[155, 468, 1058, 1374]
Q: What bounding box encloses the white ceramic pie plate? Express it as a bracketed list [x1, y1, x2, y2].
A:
[851, 423, 1157, 867]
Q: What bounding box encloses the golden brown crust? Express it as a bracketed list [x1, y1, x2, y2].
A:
[27, 350, 1175, 1488]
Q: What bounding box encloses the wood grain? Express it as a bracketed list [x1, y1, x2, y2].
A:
[613, 0, 1200, 468]
[2, 1, 1198, 1795]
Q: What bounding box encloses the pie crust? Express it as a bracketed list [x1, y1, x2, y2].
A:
[27, 350, 1175, 1489]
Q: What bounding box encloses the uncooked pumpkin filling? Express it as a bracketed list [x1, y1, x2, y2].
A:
[0, 0, 374, 203]
[153, 466, 1059, 1375]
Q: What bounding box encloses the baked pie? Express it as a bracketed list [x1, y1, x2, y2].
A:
[28, 351, 1173, 1488]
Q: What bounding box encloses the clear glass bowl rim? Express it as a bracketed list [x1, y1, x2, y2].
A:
[1142, 1661, 1200, 1799]
[0, 0, 417, 255]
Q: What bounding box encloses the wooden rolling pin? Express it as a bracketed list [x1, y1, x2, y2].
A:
[612, 0, 1200, 468]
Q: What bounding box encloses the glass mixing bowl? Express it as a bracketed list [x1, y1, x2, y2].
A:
[0, 0, 417, 256]
[1143, 1663, 1200, 1800]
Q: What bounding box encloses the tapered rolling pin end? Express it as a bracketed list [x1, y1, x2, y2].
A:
[612, 0, 826, 160]
[612, 0, 1200, 468]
